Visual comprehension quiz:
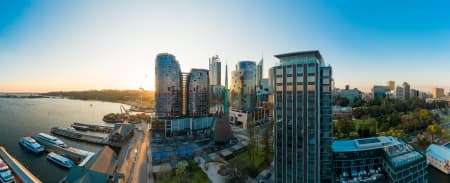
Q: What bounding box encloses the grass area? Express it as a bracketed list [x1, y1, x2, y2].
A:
[155, 164, 210, 183]
[439, 118, 450, 124]
[235, 146, 265, 167]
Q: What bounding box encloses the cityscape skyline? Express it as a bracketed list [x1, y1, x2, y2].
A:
[1, 1, 450, 93]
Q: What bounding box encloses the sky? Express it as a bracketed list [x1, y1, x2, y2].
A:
[1, 0, 450, 93]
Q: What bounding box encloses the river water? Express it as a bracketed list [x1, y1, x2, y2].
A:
[0, 98, 126, 183]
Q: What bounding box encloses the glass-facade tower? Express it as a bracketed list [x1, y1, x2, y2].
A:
[155, 53, 182, 118]
[187, 69, 210, 117]
[231, 61, 257, 113]
[272, 51, 333, 183]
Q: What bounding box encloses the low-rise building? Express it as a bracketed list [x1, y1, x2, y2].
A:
[372, 85, 389, 100]
[332, 136, 427, 183]
[426, 144, 450, 174]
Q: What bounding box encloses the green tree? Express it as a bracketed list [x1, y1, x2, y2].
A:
[335, 117, 354, 138]
[175, 163, 188, 183]
[262, 122, 273, 163]
[247, 127, 255, 164]
[220, 157, 250, 183]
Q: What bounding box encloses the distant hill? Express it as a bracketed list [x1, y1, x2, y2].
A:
[44, 89, 154, 109]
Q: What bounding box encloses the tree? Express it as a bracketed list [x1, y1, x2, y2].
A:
[175, 162, 188, 183]
[427, 124, 446, 142]
[379, 129, 406, 139]
[335, 97, 350, 107]
[247, 127, 255, 164]
[335, 117, 354, 138]
[220, 157, 251, 183]
[254, 126, 260, 152]
[262, 122, 273, 163]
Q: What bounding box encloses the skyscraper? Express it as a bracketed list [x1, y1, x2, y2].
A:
[187, 69, 209, 117]
[402, 82, 410, 99]
[432, 88, 445, 98]
[272, 51, 333, 182]
[256, 58, 263, 89]
[155, 53, 182, 118]
[209, 55, 221, 86]
[231, 61, 257, 113]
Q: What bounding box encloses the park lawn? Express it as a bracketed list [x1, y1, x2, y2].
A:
[235, 145, 265, 167]
[439, 118, 450, 124]
[155, 165, 211, 183]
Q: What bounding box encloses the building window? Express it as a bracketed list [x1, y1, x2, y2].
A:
[308, 65, 316, 74]
[296, 66, 303, 74]
[322, 68, 330, 76]
[322, 78, 330, 84]
[287, 67, 293, 75]
[308, 85, 315, 91]
[322, 86, 330, 92]
[307, 76, 315, 83]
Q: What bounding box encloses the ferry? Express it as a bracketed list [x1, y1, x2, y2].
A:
[46, 152, 74, 169]
[0, 158, 14, 183]
[36, 133, 67, 148]
[19, 137, 45, 154]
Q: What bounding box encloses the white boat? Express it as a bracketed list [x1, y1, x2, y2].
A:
[0, 159, 14, 183]
[36, 133, 67, 148]
[46, 152, 73, 169]
[19, 137, 45, 154]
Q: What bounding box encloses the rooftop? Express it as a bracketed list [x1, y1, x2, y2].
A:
[385, 143, 424, 168]
[274, 50, 324, 66]
[332, 136, 402, 152]
[426, 144, 450, 162]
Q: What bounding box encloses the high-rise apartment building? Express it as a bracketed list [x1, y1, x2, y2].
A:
[155, 53, 182, 118]
[432, 88, 445, 98]
[209, 55, 221, 86]
[395, 86, 404, 99]
[272, 51, 333, 182]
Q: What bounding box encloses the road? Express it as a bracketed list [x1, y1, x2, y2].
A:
[129, 122, 152, 183]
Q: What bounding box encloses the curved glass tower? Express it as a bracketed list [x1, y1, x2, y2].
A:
[187, 69, 209, 117]
[155, 53, 182, 118]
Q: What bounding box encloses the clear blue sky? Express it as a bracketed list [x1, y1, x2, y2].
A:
[1, 0, 449, 92]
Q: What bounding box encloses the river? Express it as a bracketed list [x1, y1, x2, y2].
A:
[0, 98, 126, 183]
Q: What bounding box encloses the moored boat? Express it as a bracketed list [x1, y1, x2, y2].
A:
[0, 158, 14, 183]
[19, 137, 45, 154]
[36, 133, 67, 148]
[46, 152, 74, 169]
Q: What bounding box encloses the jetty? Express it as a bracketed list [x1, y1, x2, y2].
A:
[51, 127, 110, 145]
[0, 146, 42, 183]
[71, 122, 114, 133]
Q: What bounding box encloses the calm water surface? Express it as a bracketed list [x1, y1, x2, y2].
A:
[0, 98, 126, 183]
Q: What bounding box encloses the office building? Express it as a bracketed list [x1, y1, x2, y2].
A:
[426, 144, 450, 174]
[155, 53, 182, 118]
[372, 85, 389, 100]
[402, 82, 410, 99]
[333, 136, 427, 183]
[272, 50, 333, 182]
[256, 58, 263, 88]
[336, 85, 361, 104]
[187, 69, 209, 117]
[230, 61, 257, 112]
[410, 89, 419, 98]
[209, 55, 221, 86]
[387, 81, 395, 91]
[432, 88, 445, 98]
[395, 86, 404, 99]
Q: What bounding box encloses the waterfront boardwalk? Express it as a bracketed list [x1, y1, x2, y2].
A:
[0, 146, 42, 183]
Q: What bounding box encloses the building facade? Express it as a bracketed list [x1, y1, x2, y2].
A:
[209, 55, 221, 86]
[256, 59, 263, 89]
[432, 88, 445, 98]
[333, 136, 427, 183]
[230, 61, 257, 113]
[155, 53, 182, 118]
[187, 69, 209, 117]
[387, 81, 395, 91]
[372, 85, 389, 100]
[395, 86, 404, 99]
[273, 51, 333, 182]
[402, 82, 410, 99]
[426, 144, 450, 174]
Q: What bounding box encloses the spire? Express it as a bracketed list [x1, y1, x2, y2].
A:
[223, 63, 229, 115]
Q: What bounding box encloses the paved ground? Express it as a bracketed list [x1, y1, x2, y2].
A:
[130, 122, 151, 183]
